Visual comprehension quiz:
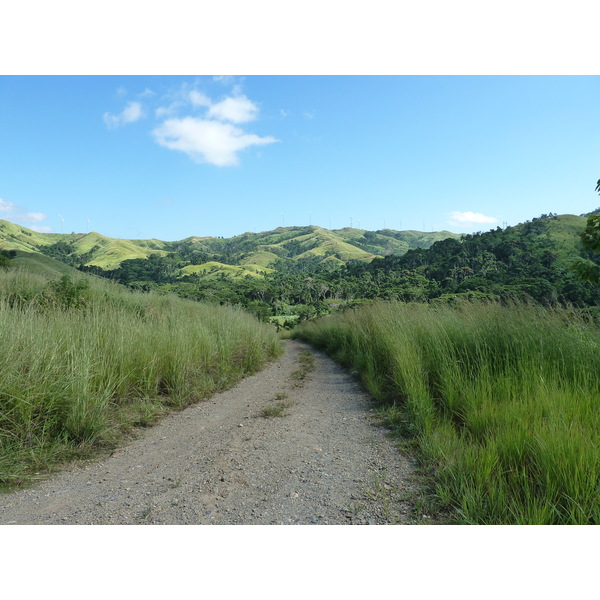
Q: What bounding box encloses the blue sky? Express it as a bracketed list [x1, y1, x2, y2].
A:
[1, 75, 599, 241]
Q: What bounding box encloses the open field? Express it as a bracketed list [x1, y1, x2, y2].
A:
[293, 300, 600, 524]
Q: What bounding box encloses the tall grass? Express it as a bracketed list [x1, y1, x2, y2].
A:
[294, 300, 600, 524]
[0, 269, 282, 488]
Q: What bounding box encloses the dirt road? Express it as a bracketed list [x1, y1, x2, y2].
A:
[0, 340, 418, 525]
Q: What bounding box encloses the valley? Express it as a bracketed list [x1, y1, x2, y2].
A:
[1, 209, 599, 524]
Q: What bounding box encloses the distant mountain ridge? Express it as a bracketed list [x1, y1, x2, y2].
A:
[0, 220, 459, 274]
[3, 213, 599, 314]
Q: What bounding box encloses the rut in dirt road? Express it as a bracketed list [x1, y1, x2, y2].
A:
[0, 340, 419, 525]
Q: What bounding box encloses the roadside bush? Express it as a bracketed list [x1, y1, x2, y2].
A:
[44, 274, 90, 309]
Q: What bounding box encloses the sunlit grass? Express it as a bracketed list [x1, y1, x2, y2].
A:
[294, 300, 600, 524]
[0, 268, 282, 488]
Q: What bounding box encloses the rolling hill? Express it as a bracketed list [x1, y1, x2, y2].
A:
[6, 250, 82, 278]
[0, 220, 459, 277]
[2, 212, 598, 320]
[0, 221, 168, 270]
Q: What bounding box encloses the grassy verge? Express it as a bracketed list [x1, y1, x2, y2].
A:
[0, 268, 282, 489]
[293, 300, 600, 524]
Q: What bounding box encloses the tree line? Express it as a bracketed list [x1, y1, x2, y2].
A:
[68, 212, 600, 324]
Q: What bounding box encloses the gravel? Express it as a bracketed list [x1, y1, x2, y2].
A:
[0, 340, 419, 525]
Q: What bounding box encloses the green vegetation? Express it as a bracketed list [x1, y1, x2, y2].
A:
[8, 250, 81, 277]
[568, 180, 600, 284]
[0, 220, 455, 273]
[0, 266, 282, 489]
[571, 209, 600, 284]
[351, 213, 600, 307]
[0, 250, 10, 270]
[0, 221, 167, 270]
[2, 208, 600, 522]
[290, 349, 316, 384]
[7, 214, 599, 324]
[294, 300, 600, 524]
[84, 214, 600, 320]
[260, 401, 294, 418]
[1, 220, 460, 322]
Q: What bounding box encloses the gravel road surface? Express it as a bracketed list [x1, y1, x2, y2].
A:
[0, 340, 419, 525]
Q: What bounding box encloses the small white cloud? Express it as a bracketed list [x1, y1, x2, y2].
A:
[302, 110, 315, 120]
[139, 88, 155, 98]
[152, 117, 278, 167]
[122, 102, 142, 122]
[103, 101, 144, 128]
[156, 86, 208, 117]
[449, 211, 498, 227]
[0, 198, 14, 214]
[30, 225, 53, 233]
[207, 95, 258, 123]
[155, 103, 179, 119]
[0, 198, 50, 229]
[189, 90, 212, 107]
[116, 86, 128, 97]
[20, 212, 47, 224]
[213, 75, 237, 86]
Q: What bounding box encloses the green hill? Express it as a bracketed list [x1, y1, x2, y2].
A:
[0, 220, 66, 252]
[0, 221, 458, 276]
[162, 225, 460, 273]
[0, 221, 166, 271]
[70, 232, 167, 270]
[178, 262, 275, 279]
[7, 250, 82, 278]
[356, 213, 600, 306]
[3, 212, 596, 318]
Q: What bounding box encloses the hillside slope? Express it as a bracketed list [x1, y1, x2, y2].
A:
[0, 221, 166, 270]
[0, 220, 459, 275]
[7, 250, 82, 278]
[355, 213, 599, 306]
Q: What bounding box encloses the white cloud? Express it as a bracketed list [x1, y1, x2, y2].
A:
[0, 198, 14, 214]
[103, 101, 144, 128]
[207, 95, 258, 124]
[152, 117, 278, 167]
[30, 225, 53, 233]
[212, 75, 237, 86]
[0, 198, 50, 230]
[20, 212, 47, 223]
[155, 88, 210, 118]
[119, 101, 143, 123]
[155, 102, 181, 119]
[189, 90, 211, 107]
[449, 211, 498, 227]
[104, 81, 278, 168]
[160, 86, 257, 123]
